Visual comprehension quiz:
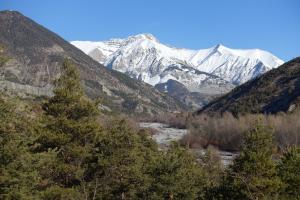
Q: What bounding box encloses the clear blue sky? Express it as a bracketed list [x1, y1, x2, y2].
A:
[1, 0, 299, 61]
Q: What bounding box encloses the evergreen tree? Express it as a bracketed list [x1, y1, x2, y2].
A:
[202, 147, 223, 186]
[34, 58, 101, 198]
[216, 123, 282, 200]
[201, 147, 224, 200]
[146, 142, 207, 200]
[277, 146, 300, 199]
[0, 98, 40, 199]
[87, 119, 156, 199]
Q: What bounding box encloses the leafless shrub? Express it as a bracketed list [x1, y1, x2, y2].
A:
[180, 133, 204, 149]
[186, 110, 300, 151]
[138, 112, 189, 129]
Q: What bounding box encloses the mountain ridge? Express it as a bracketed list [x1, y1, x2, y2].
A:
[71, 33, 283, 84]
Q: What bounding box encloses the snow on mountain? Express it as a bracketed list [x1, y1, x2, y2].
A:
[71, 33, 283, 96]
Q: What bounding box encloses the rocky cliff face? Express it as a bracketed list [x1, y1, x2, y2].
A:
[0, 11, 185, 115]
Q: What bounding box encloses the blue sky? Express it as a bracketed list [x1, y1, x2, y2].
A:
[1, 0, 299, 61]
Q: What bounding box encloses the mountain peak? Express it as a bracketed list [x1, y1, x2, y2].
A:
[212, 43, 228, 52]
[129, 33, 159, 43]
[0, 10, 23, 17]
[215, 43, 224, 48]
[142, 33, 157, 40]
[0, 10, 20, 14]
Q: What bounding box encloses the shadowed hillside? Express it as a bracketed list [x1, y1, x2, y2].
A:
[199, 57, 300, 115]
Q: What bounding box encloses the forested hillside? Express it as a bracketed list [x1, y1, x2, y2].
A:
[199, 57, 300, 115]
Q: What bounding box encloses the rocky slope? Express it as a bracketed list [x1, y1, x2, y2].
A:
[198, 57, 300, 115]
[72, 34, 283, 108]
[0, 11, 185, 115]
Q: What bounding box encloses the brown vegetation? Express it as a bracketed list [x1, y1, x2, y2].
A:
[138, 112, 189, 129]
[183, 111, 300, 151]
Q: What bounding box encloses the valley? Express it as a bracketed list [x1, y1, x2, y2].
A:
[0, 1, 299, 199]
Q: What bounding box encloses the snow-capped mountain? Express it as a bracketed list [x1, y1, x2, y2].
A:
[71, 34, 284, 108]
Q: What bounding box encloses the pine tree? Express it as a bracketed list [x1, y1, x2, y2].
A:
[146, 142, 207, 200]
[277, 146, 300, 199]
[34, 58, 101, 198]
[87, 119, 156, 199]
[202, 146, 223, 186]
[201, 147, 224, 200]
[0, 98, 41, 199]
[217, 122, 282, 200]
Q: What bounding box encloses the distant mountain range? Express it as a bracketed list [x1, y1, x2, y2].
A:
[199, 57, 300, 115]
[72, 34, 283, 108]
[0, 11, 185, 115]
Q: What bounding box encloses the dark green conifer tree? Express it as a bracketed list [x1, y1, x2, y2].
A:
[277, 146, 300, 200]
[0, 98, 41, 199]
[216, 123, 282, 200]
[87, 119, 157, 199]
[146, 142, 207, 200]
[35, 58, 101, 199]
